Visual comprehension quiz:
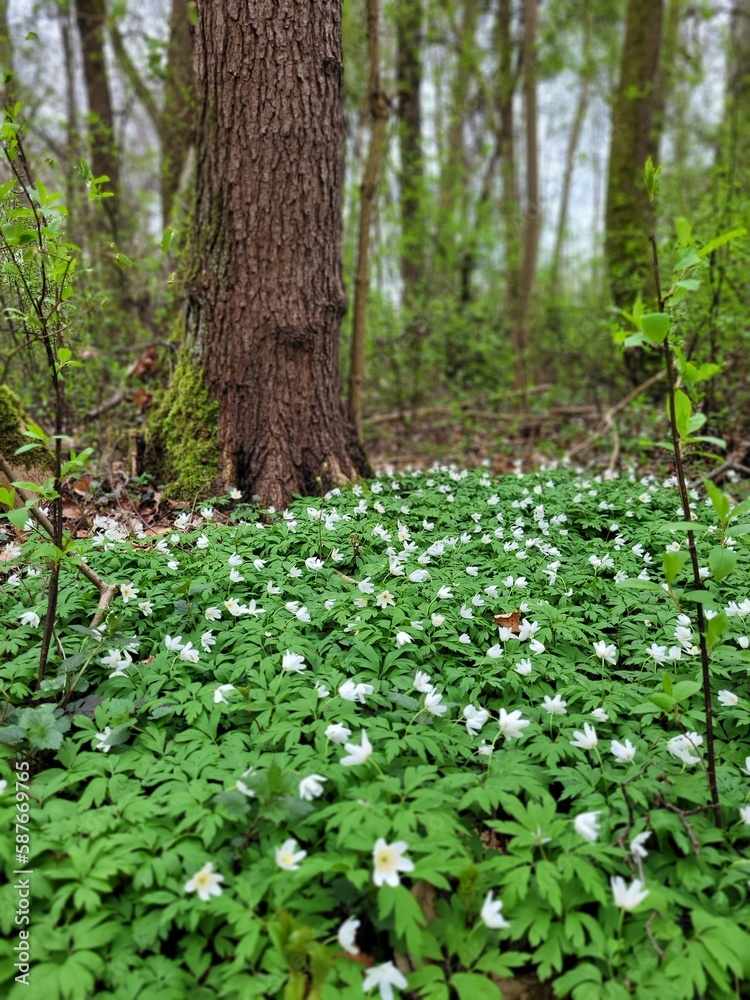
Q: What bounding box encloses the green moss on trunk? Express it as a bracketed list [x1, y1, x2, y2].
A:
[0, 385, 54, 502]
[145, 354, 220, 497]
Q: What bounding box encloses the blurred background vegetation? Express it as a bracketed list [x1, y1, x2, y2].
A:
[0, 0, 748, 475]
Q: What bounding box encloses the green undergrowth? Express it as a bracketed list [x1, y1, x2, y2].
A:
[1, 466, 750, 1000]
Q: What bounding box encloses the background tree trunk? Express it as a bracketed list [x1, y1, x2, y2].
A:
[496, 0, 519, 332]
[549, 10, 593, 299]
[184, 0, 369, 508]
[0, 0, 17, 108]
[347, 0, 389, 442]
[76, 0, 120, 240]
[161, 0, 195, 227]
[512, 0, 540, 391]
[605, 0, 663, 310]
[396, 0, 427, 401]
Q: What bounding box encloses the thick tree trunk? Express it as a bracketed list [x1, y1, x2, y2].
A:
[605, 0, 663, 310]
[186, 0, 369, 509]
[76, 0, 120, 239]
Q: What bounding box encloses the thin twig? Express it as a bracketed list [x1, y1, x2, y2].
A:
[644, 911, 665, 959]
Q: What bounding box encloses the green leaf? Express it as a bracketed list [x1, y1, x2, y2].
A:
[697, 226, 747, 258]
[12, 480, 45, 493]
[450, 973, 503, 1000]
[680, 359, 721, 388]
[615, 579, 664, 592]
[726, 523, 750, 538]
[535, 859, 563, 915]
[6, 506, 30, 529]
[681, 590, 720, 607]
[22, 422, 48, 441]
[670, 389, 692, 440]
[641, 311, 670, 345]
[650, 692, 676, 711]
[671, 680, 701, 702]
[728, 496, 750, 521]
[663, 550, 689, 586]
[643, 156, 661, 203]
[658, 520, 708, 534]
[702, 478, 730, 524]
[675, 217, 692, 245]
[161, 226, 177, 254]
[708, 546, 737, 583]
[705, 611, 728, 650]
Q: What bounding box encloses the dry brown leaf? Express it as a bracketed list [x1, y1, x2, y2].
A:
[132, 388, 154, 413]
[126, 345, 158, 380]
[493, 611, 522, 633]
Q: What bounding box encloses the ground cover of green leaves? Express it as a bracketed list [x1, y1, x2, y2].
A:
[1, 466, 750, 1000]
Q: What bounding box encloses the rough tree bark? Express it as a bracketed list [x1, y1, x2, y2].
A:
[605, 0, 663, 310]
[177, 0, 369, 508]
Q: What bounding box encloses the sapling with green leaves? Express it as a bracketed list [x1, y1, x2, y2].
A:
[613, 156, 748, 826]
[0, 112, 117, 685]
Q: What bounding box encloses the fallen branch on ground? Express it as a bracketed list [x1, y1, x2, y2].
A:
[568, 369, 666, 459]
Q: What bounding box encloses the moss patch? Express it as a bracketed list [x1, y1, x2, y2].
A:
[145, 353, 220, 498]
[0, 385, 54, 501]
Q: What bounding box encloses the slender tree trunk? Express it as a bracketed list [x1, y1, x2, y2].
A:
[76, 0, 120, 239]
[497, 0, 519, 323]
[347, 0, 389, 441]
[549, 12, 593, 298]
[605, 0, 663, 310]
[437, 0, 480, 312]
[725, 0, 750, 189]
[161, 0, 195, 226]
[512, 0, 539, 391]
[108, 0, 195, 229]
[653, 0, 683, 158]
[0, 0, 17, 108]
[184, 0, 369, 508]
[396, 0, 427, 404]
[61, 5, 80, 230]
